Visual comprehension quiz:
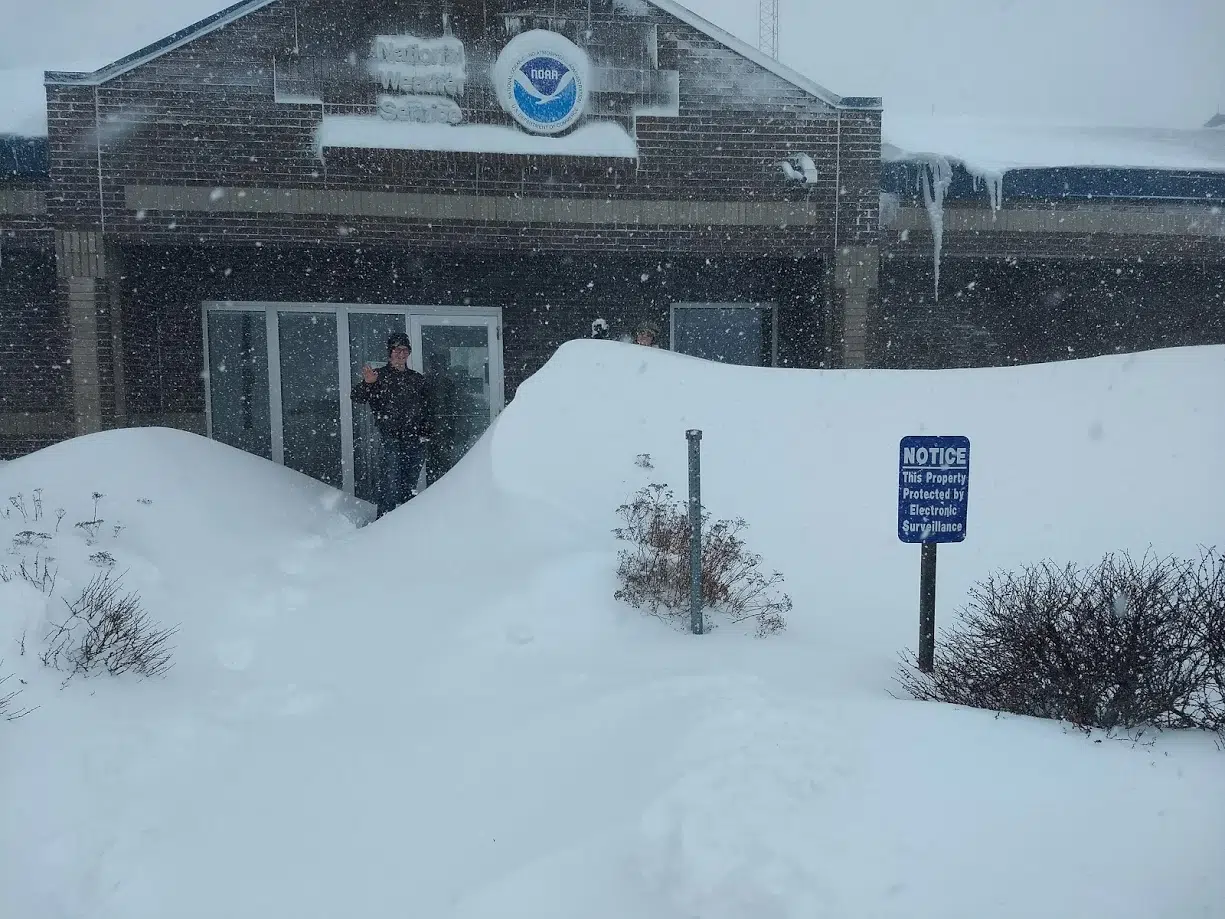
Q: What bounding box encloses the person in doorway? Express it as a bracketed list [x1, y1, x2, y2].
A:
[634, 320, 661, 347]
[352, 331, 433, 519]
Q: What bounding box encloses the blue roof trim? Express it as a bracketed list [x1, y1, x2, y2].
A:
[45, 0, 275, 86]
[0, 136, 49, 178]
[882, 159, 1225, 205]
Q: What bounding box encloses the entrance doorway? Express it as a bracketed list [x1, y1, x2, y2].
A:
[202, 302, 504, 504]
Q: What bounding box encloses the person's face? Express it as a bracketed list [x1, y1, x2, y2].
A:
[389, 345, 410, 370]
[635, 332, 655, 346]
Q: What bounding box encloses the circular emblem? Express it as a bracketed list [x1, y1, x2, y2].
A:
[494, 30, 589, 135]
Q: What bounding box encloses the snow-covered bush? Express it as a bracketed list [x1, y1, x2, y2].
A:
[899, 550, 1225, 735]
[42, 572, 176, 679]
[613, 484, 790, 637]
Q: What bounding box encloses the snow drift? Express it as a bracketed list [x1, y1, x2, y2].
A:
[1, 343, 1223, 919]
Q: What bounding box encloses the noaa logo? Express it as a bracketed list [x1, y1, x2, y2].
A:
[494, 31, 589, 135]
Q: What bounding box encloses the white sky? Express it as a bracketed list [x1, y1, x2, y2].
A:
[687, 0, 1225, 129]
[0, 0, 1222, 129]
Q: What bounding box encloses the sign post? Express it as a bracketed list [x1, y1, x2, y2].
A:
[687, 429, 704, 636]
[898, 436, 970, 673]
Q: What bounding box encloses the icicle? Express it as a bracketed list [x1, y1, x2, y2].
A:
[985, 171, 1003, 216]
[966, 165, 1005, 218]
[917, 155, 952, 300]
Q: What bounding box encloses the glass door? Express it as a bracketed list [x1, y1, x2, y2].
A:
[411, 315, 502, 485]
[345, 312, 411, 503]
[204, 303, 504, 502]
[275, 311, 343, 489]
[204, 310, 272, 459]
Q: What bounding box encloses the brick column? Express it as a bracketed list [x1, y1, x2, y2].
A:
[55, 230, 109, 436]
[834, 245, 879, 369]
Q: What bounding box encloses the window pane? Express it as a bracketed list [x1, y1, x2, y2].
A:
[207, 311, 271, 459]
[418, 322, 492, 484]
[673, 306, 774, 367]
[278, 311, 342, 488]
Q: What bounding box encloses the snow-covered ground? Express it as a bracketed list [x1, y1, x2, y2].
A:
[1, 342, 1223, 919]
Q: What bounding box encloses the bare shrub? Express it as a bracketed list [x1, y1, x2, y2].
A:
[0, 555, 58, 595]
[43, 572, 176, 678]
[73, 492, 106, 545]
[12, 531, 51, 549]
[898, 549, 1225, 735]
[0, 667, 35, 722]
[614, 484, 790, 637]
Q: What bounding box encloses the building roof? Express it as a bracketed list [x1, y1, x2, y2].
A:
[883, 115, 1225, 177]
[2, 0, 1222, 181]
[0, 0, 877, 141]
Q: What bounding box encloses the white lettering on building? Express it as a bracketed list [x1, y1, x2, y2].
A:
[377, 94, 463, 126]
[370, 35, 467, 124]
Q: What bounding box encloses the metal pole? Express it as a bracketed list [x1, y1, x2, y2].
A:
[919, 542, 937, 673]
[687, 429, 704, 636]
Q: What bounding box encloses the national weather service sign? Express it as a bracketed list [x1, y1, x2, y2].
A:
[495, 30, 590, 135]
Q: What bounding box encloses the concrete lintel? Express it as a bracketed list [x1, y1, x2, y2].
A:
[122, 184, 828, 228]
[0, 189, 47, 215]
[892, 204, 1225, 238]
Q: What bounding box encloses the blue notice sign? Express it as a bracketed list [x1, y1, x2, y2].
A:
[898, 436, 970, 544]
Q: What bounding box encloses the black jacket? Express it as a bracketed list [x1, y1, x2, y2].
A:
[352, 366, 433, 441]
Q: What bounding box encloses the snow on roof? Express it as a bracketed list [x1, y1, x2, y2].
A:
[883, 114, 1225, 177]
[0, 0, 243, 136]
[0, 0, 237, 74]
[315, 118, 639, 159]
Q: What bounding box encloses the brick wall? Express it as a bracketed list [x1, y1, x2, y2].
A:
[0, 242, 71, 457]
[834, 110, 881, 248]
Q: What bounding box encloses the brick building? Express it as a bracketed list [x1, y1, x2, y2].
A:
[0, 0, 1222, 503]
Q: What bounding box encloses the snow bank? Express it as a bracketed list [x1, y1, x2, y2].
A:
[493, 342, 1225, 633]
[0, 427, 363, 678]
[2, 349, 1223, 919]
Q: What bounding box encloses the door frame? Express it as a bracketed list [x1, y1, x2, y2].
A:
[202, 301, 504, 496]
[669, 301, 780, 367]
